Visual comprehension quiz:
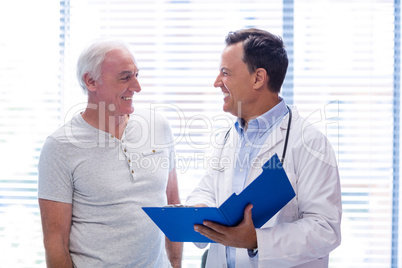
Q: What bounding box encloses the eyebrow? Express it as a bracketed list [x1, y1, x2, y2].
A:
[118, 69, 140, 77]
[220, 67, 231, 73]
[119, 70, 135, 76]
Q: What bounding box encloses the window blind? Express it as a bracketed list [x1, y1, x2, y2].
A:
[293, 1, 397, 267]
[0, 0, 61, 266]
[0, 0, 400, 267]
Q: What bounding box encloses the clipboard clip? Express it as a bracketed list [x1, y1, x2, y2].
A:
[164, 204, 192, 208]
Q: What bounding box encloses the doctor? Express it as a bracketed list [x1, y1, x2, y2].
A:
[186, 28, 342, 268]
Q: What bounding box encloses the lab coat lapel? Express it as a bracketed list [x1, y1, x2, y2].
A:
[218, 127, 237, 206]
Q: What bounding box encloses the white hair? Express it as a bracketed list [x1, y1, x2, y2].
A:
[76, 39, 135, 93]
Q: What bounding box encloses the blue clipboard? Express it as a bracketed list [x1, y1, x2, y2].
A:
[142, 154, 296, 243]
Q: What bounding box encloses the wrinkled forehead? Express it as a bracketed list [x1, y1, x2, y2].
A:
[101, 48, 139, 76]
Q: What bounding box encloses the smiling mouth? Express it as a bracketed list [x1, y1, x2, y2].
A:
[122, 96, 133, 100]
[223, 92, 230, 98]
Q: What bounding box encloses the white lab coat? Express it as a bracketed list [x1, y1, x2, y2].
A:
[186, 107, 342, 268]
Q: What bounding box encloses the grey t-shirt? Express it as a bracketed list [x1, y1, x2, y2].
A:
[38, 108, 175, 267]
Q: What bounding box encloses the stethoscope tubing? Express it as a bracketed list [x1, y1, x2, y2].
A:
[281, 105, 292, 164]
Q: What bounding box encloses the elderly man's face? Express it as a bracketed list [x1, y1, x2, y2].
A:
[92, 48, 141, 117]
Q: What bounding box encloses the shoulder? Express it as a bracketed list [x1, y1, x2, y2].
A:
[42, 114, 95, 150]
[290, 107, 328, 143]
[44, 117, 76, 145]
[289, 107, 337, 167]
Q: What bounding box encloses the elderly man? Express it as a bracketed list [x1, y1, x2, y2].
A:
[38, 39, 182, 267]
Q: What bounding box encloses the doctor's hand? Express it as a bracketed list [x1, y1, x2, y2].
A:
[194, 204, 257, 249]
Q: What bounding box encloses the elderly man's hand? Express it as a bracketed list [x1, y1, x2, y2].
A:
[194, 204, 257, 249]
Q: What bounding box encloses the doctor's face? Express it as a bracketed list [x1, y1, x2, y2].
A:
[213, 42, 255, 119]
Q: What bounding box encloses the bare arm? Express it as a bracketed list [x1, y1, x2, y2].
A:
[39, 198, 73, 268]
[165, 168, 183, 268]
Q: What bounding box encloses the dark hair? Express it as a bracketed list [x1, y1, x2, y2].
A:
[225, 28, 288, 93]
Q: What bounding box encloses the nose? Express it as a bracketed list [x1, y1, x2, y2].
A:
[129, 76, 142, 93]
[213, 74, 223, 88]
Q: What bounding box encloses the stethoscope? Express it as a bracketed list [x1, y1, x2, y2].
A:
[214, 105, 292, 171]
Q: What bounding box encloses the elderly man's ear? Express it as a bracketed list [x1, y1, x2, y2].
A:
[83, 73, 97, 92]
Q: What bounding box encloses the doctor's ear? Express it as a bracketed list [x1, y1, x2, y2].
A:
[253, 68, 268, 89]
[83, 73, 98, 92]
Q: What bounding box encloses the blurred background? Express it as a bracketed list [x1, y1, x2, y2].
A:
[0, 0, 400, 267]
